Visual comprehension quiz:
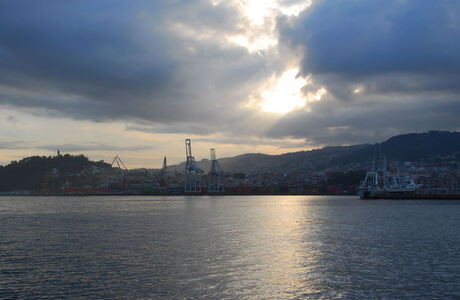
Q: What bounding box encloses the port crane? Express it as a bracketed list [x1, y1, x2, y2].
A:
[208, 148, 224, 192]
[160, 156, 167, 187]
[111, 155, 128, 170]
[184, 139, 203, 192]
[160, 156, 167, 179]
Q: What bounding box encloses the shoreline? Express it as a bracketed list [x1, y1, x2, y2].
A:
[1, 192, 459, 200]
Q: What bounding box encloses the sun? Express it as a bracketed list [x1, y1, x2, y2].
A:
[261, 68, 308, 113]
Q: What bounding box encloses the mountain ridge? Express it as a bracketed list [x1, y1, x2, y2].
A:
[167, 131, 460, 174]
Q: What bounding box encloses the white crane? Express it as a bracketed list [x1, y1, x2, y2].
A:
[184, 139, 203, 192]
[208, 148, 224, 192]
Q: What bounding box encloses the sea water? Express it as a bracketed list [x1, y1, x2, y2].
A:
[0, 196, 459, 298]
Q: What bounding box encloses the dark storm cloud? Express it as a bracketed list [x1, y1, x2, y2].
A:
[283, 1, 460, 73]
[280, 0, 460, 95]
[0, 0, 274, 129]
[272, 0, 460, 144]
[0, 2, 175, 91]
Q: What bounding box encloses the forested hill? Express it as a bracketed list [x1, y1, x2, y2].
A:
[1, 131, 458, 191]
[0, 154, 110, 192]
[168, 131, 460, 174]
[335, 131, 460, 164]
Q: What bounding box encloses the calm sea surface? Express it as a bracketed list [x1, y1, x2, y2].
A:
[0, 196, 459, 299]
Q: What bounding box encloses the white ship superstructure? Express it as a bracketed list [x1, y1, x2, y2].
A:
[357, 144, 421, 199]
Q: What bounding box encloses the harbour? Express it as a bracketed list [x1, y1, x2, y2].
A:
[358, 144, 460, 200]
[1, 1, 459, 298]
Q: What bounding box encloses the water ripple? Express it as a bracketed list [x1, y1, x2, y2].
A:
[0, 196, 459, 298]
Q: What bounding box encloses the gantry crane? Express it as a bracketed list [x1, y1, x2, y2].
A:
[111, 155, 128, 170]
[160, 156, 167, 187]
[184, 139, 203, 192]
[208, 148, 224, 192]
[160, 156, 167, 179]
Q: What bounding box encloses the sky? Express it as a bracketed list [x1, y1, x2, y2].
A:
[1, 0, 459, 168]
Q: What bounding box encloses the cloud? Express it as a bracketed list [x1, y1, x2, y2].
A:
[0, 141, 152, 152]
[0, 0, 458, 153]
[280, 0, 460, 96]
[37, 144, 153, 152]
[0, 0, 278, 131]
[126, 123, 213, 136]
[271, 0, 460, 144]
[193, 136, 306, 148]
[6, 115, 18, 124]
[267, 93, 460, 145]
[0, 141, 29, 150]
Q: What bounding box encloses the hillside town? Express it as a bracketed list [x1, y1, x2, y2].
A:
[1, 131, 459, 196]
[1, 150, 458, 196]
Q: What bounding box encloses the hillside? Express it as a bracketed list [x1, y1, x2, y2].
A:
[0, 154, 111, 192]
[335, 131, 460, 164]
[1, 131, 458, 192]
[169, 131, 460, 174]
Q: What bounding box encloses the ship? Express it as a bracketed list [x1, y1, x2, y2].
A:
[357, 144, 422, 199]
[357, 145, 460, 200]
[357, 170, 422, 199]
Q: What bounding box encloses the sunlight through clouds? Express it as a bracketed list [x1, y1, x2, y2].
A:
[214, 0, 311, 53]
[237, 0, 312, 24]
[352, 85, 364, 94]
[261, 68, 308, 113]
[243, 68, 327, 114]
[227, 34, 277, 53]
[278, 0, 312, 17]
[306, 87, 327, 102]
